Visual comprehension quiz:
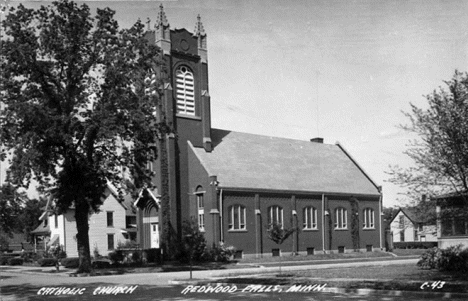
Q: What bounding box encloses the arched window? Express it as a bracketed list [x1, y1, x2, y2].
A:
[228, 205, 246, 231]
[268, 205, 283, 227]
[335, 207, 347, 229]
[363, 208, 374, 229]
[175, 66, 195, 116]
[195, 187, 204, 232]
[303, 207, 318, 230]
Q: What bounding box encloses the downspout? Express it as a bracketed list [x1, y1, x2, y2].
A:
[219, 189, 224, 242]
[379, 186, 383, 250]
[322, 194, 325, 253]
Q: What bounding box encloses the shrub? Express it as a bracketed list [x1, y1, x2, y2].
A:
[108, 250, 124, 264]
[417, 247, 441, 269]
[394, 242, 438, 249]
[206, 242, 236, 263]
[38, 258, 57, 267]
[131, 251, 141, 263]
[61, 257, 80, 269]
[8, 257, 24, 266]
[418, 245, 468, 273]
[92, 259, 111, 269]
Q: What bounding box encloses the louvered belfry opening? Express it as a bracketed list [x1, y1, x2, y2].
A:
[175, 66, 195, 116]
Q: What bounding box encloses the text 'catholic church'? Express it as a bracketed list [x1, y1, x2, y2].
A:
[136, 5, 383, 258]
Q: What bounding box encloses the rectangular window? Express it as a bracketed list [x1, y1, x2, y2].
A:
[107, 234, 114, 250]
[268, 206, 283, 227]
[125, 216, 137, 228]
[228, 205, 246, 230]
[303, 207, 318, 230]
[54, 215, 58, 229]
[107, 212, 114, 227]
[197, 194, 205, 231]
[363, 208, 374, 229]
[335, 208, 347, 229]
[399, 215, 405, 229]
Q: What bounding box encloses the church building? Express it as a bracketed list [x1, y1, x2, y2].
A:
[135, 5, 383, 258]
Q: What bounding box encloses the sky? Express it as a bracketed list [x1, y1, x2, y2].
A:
[1, 0, 467, 207]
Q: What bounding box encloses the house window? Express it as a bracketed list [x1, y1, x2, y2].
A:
[175, 66, 195, 116]
[303, 207, 318, 230]
[54, 214, 58, 229]
[196, 189, 205, 232]
[44, 218, 48, 227]
[107, 212, 114, 227]
[126, 216, 137, 228]
[228, 205, 246, 231]
[334, 207, 347, 229]
[363, 208, 374, 229]
[107, 234, 114, 250]
[400, 231, 405, 242]
[268, 205, 283, 227]
[399, 215, 405, 229]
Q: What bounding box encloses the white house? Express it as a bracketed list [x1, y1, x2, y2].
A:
[390, 207, 437, 243]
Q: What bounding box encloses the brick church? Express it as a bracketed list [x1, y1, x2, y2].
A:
[135, 5, 383, 258]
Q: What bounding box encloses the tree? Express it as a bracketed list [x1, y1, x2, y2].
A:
[0, 183, 24, 235]
[17, 197, 47, 242]
[1, 1, 165, 273]
[267, 223, 296, 275]
[388, 71, 468, 223]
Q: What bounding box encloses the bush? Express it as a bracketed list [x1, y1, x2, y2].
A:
[38, 258, 57, 267]
[92, 259, 111, 269]
[417, 247, 441, 269]
[8, 257, 24, 266]
[418, 245, 468, 273]
[61, 257, 80, 269]
[394, 242, 438, 249]
[206, 242, 236, 263]
[108, 250, 124, 264]
[0, 253, 18, 265]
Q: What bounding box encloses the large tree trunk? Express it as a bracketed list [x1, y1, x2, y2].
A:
[75, 202, 92, 274]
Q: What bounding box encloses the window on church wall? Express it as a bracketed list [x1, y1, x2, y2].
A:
[175, 66, 195, 116]
[228, 205, 246, 231]
[303, 207, 317, 230]
[195, 188, 205, 232]
[363, 208, 374, 229]
[334, 207, 347, 229]
[268, 205, 283, 227]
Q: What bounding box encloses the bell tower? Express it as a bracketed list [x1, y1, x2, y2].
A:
[144, 5, 212, 251]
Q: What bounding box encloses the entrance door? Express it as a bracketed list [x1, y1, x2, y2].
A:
[150, 223, 159, 249]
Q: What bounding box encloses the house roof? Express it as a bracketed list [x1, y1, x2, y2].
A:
[189, 129, 380, 196]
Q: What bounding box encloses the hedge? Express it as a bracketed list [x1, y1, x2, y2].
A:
[0, 254, 18, 265]
[38, 258, 57, 267]
[61, 257, 80, 268]
[393, 242, 437, 249]
[92, 259, 111, 269]
[7, 257, 24, 266]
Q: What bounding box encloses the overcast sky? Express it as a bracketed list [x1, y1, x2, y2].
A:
[2, 0, 468, 207]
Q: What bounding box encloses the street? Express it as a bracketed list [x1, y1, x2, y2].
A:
[1, 269, 466, 301]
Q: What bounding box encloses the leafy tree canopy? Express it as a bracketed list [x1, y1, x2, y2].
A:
[388, 71, 468, 222]
[0, 183, 26, 235]
[0, 0, 166, 272]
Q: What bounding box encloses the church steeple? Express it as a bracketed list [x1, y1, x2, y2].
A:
[193, 14, 207, 63]
[155, 4, 171, 55]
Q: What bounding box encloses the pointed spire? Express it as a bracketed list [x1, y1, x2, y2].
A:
[154, 3, 171, 54]
[193, 14, 207, 50]
[194, 14, 206, 37]
[156, 3, 169, 28]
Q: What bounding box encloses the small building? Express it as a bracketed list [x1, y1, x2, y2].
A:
[389, 207, 437, 243]
[32, 184, 137, 257]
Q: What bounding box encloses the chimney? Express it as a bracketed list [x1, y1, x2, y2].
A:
[310, 137, 324, 143]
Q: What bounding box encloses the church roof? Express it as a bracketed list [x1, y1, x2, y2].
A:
[189, 129, 380, 196]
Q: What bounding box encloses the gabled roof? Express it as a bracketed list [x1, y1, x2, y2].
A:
[189, 129, 380, 196]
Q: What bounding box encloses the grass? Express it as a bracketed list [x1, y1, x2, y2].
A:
[217, 264, 468, 293]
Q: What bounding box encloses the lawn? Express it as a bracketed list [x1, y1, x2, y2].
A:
[218, 264, 468, 293]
